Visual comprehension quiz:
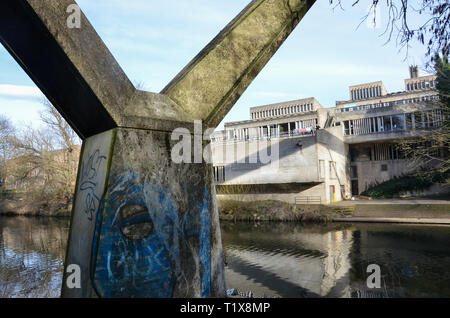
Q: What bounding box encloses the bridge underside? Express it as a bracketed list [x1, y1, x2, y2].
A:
[0, 0, 316, 297]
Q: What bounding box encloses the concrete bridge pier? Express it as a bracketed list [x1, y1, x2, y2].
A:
[65, 127, 224, 297]
[0, 0, 316, 297]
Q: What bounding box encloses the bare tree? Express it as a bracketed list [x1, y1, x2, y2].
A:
[399, 54, 449, 183]
[7, 101, 81, 208]
[0, 115, 15, 188]
[39, 99, 80, 152]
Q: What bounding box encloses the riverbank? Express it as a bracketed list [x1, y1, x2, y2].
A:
[218, 199, 450, 224]
[0, 199, 71, 217]
[331, 200, 450, 224]
[218, 199, 351, 223]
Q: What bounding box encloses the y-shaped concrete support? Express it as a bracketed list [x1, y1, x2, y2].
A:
[0, 0, 315, 297]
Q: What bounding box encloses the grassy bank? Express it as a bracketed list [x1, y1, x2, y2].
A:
[218, 199, 351, 223]
[361, 171, 449, 199]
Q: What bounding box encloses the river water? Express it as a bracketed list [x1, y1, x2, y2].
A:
[1, 216, 449, 298]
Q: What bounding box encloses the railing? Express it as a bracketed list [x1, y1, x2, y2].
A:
[295, 196, 322, 205]
[212, 131, 317, 144]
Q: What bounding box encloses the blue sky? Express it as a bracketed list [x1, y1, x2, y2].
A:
[0, 0, 434, 131]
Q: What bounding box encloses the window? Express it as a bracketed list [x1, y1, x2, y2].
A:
[381, 164, 388, 172]
[329, 161, 337, 179]
[392, 114, 405, 130]
[319, 160, 325, 179]
[350, 166, 358, 179]
[213, 166, 226, 182]
[405, 113, 413, 130]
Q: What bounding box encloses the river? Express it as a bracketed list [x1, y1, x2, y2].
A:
[1, 216, 449, 298]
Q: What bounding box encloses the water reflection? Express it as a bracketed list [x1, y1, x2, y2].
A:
[222, 222, 450, 298]
[1, 217, 450, 298]
[0, 217, 69, 298]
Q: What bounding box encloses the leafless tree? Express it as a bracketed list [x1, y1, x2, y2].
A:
[330, 0, 450, 63]
[7, 101, 81, 207]
[0, 115, 15, 188]
[399, 54, 449, 183]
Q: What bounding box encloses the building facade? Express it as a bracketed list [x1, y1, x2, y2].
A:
[211, 67, 445, 204]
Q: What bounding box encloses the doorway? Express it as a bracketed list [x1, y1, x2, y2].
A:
[329, 185, 336, 203]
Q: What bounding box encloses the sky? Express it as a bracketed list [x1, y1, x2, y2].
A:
[0, 0, 435, 132]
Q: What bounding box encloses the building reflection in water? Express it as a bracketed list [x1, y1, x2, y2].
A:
[1, 217, 450, 298]
[222, 222, 355, 298]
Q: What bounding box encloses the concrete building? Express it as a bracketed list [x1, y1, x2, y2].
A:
[211, 67, 445, 204]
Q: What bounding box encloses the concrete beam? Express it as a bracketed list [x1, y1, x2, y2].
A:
[162, 0, 316, 127]
[0, 0, 316, 135]
[0, 0, 316, 298]
[0, 0, 135, 139]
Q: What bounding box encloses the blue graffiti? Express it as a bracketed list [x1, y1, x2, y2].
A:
[200, 187, 211, 297]
[90, 171, 213, 298]
[79, 149, 107, 221]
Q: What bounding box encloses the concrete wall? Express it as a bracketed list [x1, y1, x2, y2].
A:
[212, 135, 320, 185]
[352, 159, 414, 194]
[316, 127, 351, 203]
[217, 183, 325, 205]
[212, 126, 351, 204]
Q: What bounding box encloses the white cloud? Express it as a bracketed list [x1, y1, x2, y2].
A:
[0, 84, 44, 101]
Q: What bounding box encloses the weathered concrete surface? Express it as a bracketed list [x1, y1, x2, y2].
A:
[333, 202, 450, 224]
[0, 0, 133, 138]
[62, 130, 115, 298]
[0, 0, 317, 298]
[85, 129, 225, 297]
[352, 204, 450, 218]
[163, 0, 316, 127]
[334, 218, 450, 225]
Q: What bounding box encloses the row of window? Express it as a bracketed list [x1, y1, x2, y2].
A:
[340, 94, 439, 113]
[350, 144, 405, 162]
[318, 160, 337, 180]
[350, 142, 446, 163]
[251, 103, 314, 119]
[343, 109, 443, 136]
[406, 79, 437, 91]
[213, 166, 226, 183]
[351, 86, 382, 101]
[222, 119, 319, 142]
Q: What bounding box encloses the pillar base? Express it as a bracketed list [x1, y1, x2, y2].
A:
[62, 128, 226, 298]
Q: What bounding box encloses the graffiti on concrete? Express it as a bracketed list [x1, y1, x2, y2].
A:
[90, 170, 212, 298]
[79, 149, 107, 221]
[199, 194, 211, 297]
